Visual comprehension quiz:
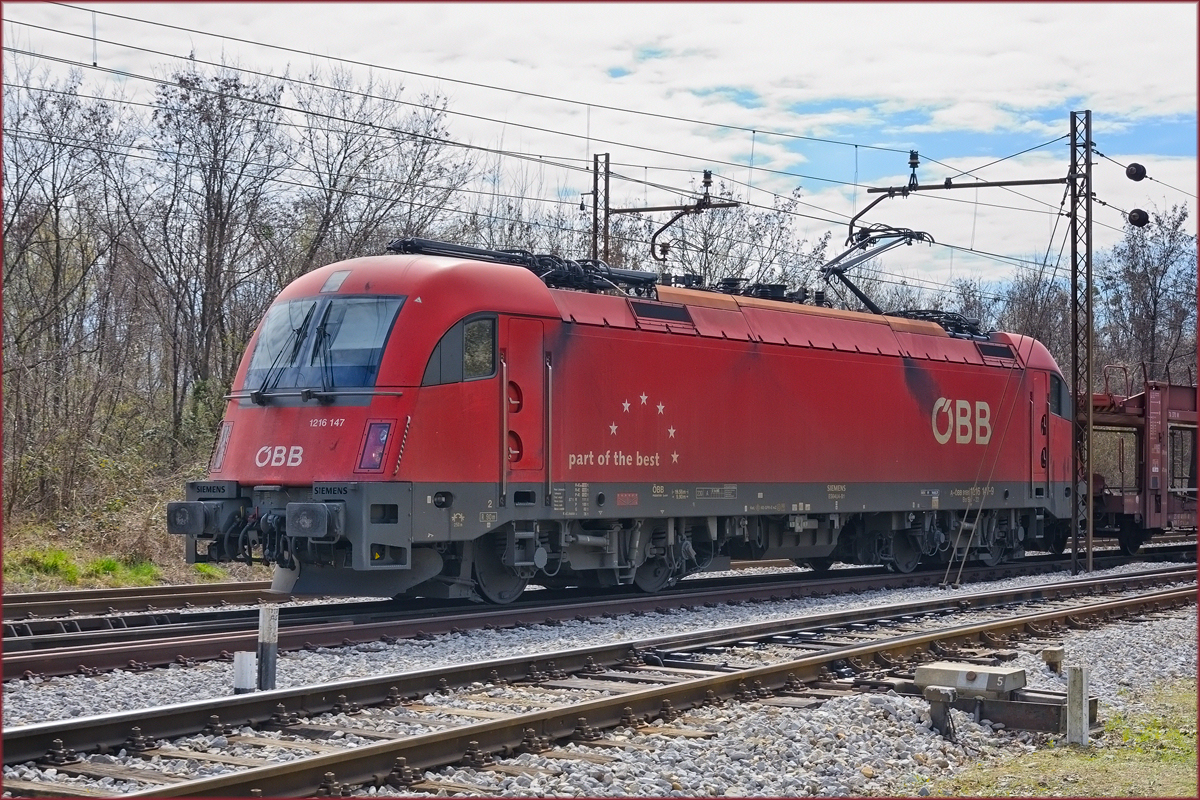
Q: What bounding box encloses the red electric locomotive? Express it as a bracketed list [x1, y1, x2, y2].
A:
[168, 238, 1080, 602]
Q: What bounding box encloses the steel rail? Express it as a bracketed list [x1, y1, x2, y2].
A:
[4, 544, 1188, 624]
[2, 582, 276, 621]
[2, 594, 445, 649]
[5, 566, 1193, 768]
[1, 561, 800, 624]
[114, 584, 1196, 797]
[3, 556, 1192, 681]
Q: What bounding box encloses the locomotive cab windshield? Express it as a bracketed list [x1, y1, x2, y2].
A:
[244, 295, 404, 402]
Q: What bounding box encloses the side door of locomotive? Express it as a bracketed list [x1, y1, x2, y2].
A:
[1029, 370, 1050, 499]
[500, 317, 547, 505]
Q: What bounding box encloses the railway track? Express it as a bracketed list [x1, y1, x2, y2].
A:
[1, 582, 277, 623]
[1, 561, 799, 625]
[3, 567, 1193, 797]
[4, 548, 1194, 681]
[7, 543, 1189, 626]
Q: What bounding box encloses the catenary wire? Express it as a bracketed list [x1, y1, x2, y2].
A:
[5, 37, 1140, 295]
[2, 31, 869, 193]
[1093, 148, 1198, 201]
[39, 3, 914, 157]
[7, 25, 1134, 246]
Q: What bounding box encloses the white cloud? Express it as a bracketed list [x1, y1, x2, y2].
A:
[3, 0, 1194, 290]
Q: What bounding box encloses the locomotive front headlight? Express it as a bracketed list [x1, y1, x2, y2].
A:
[286, 502, 342, 540]
[357, 422, 392, 471]
[166, 501, 208, 535]
[294, 508, 319, 534]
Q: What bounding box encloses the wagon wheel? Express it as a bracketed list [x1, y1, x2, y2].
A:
[472, 530, 528, 604]
[1047, 528, 1068, 555]
[633, 558, 674, 593]
[1117, 520, 1144, 556]
[887, 533, 921, 574]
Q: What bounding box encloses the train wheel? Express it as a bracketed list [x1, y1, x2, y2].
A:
[806, 557, 835, 572]
[1048, 530, 1068, 555]
[1117, 522, 1144, 556]
[634, 558, 673, 593]
[978, 540, 1006, 567]
[889, 534, 921, 573]
[472, 532, 528, 604]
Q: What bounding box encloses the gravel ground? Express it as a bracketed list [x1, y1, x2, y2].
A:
[3, 562, 1195, 797]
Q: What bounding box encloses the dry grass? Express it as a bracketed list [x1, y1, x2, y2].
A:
[2, 476, 271, 592]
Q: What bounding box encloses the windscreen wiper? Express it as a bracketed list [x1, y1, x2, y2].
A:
[250, 304, 316, 405]
[300, 318, 337, 403]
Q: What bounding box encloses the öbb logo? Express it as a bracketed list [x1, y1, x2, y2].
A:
[255, 445, 304, 467]
[931, 399, 992, 445]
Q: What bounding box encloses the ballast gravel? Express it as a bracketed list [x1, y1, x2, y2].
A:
[386, 693, 1042, 798]
[3, 562, 1196, 797]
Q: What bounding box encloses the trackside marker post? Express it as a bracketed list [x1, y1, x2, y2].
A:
[1065, 665, 1090, 744]
[233, 652, 256, 694]
[258, 604, 279, 691]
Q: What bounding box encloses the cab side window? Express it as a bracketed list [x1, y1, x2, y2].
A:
[463, 318, 495, 379]
[1049, 373, 1071, 418]
[423, 316, 496, 385]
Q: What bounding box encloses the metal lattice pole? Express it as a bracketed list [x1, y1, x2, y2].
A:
[603, 154, 612, 262]
[590, 155, 601, 261]
[1069, 110, 1094, 574]
[593, 153, 611, 263]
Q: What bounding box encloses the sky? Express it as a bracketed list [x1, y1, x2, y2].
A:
[3, 2, 1197, 295]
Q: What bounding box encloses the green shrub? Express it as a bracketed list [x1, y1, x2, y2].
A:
[192, 562, 227, 581]
[77, 554, 161, 586]
[85, 557, 122, 577]
[123, 557, 161, 586]
[15, 549, 80, 583]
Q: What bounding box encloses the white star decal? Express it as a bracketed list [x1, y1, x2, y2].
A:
[609, 422, 618, 435]
[667, 426, 676, 438]
[657, 402, 665, 414]
[671, 451, 679, 463]
[640, 392, 648, 404]
[622, 400, 631, 412]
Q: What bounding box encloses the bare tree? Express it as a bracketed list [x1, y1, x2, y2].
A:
[2, 59, 148, 516]
[995, 260, 1072, 370]
[662, 183, 830, 289]
[112, 62, 291, 465]
[948, 277, 1002, 331]
[2, 55, 490, 520]
[449, 154, 541, 249]
[1096, 203, 1197, 383]
[283, 65, 474, 275]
